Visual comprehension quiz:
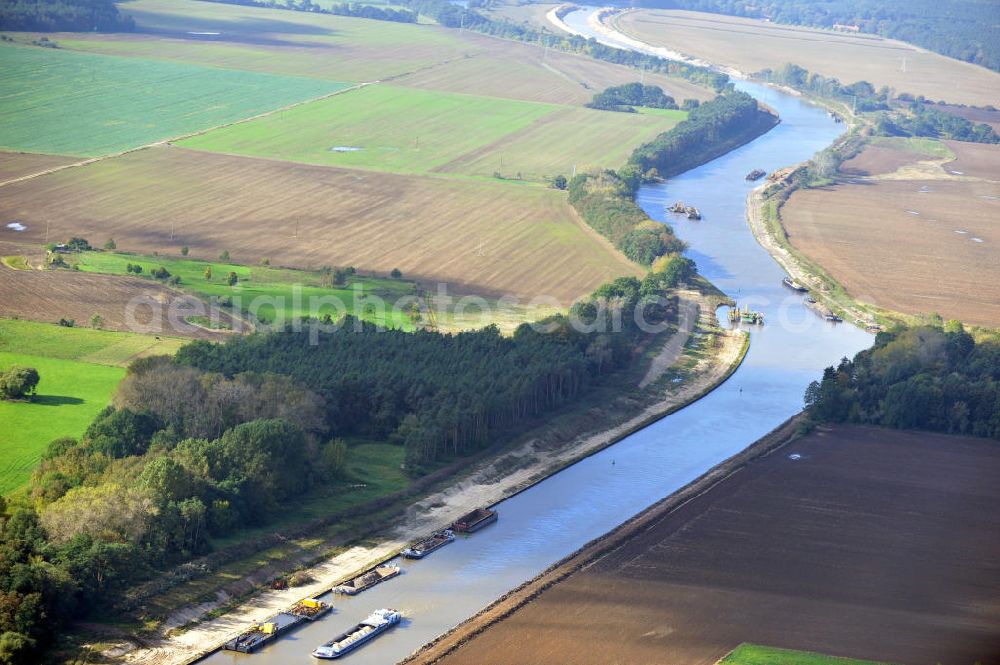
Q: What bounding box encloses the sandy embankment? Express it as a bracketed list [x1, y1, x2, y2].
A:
[121, 293, 746, 665]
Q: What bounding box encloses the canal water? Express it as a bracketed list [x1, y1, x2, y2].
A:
[203, 9, 873, 664]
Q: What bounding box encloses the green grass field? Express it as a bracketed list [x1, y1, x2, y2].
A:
[0, 318, 186, 495]
[75, 251, 418, 328]
[178, 84, 556, 174]
[445, 106, 686, 180]
[721, 644, 890, 665]
[0, 42, 347, 156]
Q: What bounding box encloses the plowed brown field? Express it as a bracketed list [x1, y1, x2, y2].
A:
[615, 9, 1000, 107]
[783, 142, 1000, 327]
[0, 151, 78, 183]
[433, 426, 1000, 665]
[0, 147, 639, 303]
[0, 249, 238, 339]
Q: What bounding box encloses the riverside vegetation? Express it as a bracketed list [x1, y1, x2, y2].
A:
[0, 270, 692, 664]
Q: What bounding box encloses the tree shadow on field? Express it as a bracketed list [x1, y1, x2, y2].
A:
[119, 1, 340, 48]
[31, 395, 85, 407]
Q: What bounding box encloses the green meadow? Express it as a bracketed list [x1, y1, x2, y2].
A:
[0, 42, 346, 156]
[721, 644, 890, 665]
[75, 251, 419, 329]
[178, 84, 557, 174]
[0, 319, 185, 495]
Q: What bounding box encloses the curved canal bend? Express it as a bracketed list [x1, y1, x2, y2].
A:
[204, 9, 873, 664]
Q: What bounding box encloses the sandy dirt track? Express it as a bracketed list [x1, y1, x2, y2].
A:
[423, 426, 1000, 665]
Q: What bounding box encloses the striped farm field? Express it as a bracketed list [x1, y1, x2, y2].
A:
[0, 42, 346, 156]
[178, 84, 556, 175]
[0, 146, 640, 302]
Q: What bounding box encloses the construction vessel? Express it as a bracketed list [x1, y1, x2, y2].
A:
[452, 507, 498, 533]
[334, 563, 401, 595]
[729, 304, 765, 326]
[224, 599, 331, 653]
[312, 608, 401, 659]
[401, 530, 455, 559]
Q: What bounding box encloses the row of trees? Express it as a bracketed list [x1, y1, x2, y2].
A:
[568, 169, 686, 265]
[765, 63, 999, 143]
[202, 0, 417, 23]
[0, 0, 133, 32]
[640, 0, 1000, 73]
[394, 0, 730, 91]
[628, 90, 778, 178]
[805, 322, 1000, 438]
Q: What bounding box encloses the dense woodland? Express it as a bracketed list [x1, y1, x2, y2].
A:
[765, 63, 1000, 143]
[641, 0, 1000, 73]
[587, 83, 681, 112]
[805, 323, 1000, 438]
[628, 90, 777, 178]
[0, 272, 689, 664]
[0, 0, 133, 31]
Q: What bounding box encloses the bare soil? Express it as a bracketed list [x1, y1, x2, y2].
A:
[0, 151, 79, 184]
[839, 144, 925, 176]
[942, 140, 1000, 181]
[0, 244, 238, 339]
[614, 9, 1000, 108]
[424, 426, 1000, 665]
[782, 144, 1000, 327]
[0, 146, 639, 303]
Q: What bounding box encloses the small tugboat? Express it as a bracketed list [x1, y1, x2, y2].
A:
[782, 276, 809, 292]
[312, 608, 401, 659]
[685, 205, 701, 220]
[452, 507, 498, 533]
[401, 530, 455, 559]
[729, 304, 764, 326]
[334, 563, 401, 595]
[745, 168, 766, 181]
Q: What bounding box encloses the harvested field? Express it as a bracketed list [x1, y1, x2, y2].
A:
[942, 140, 1000, 181]
[0, 257, 239, 339]
[394, 34, 714, 105]
[839, 144, 929, 177]
[0, 42, 343, 156]
[51, 0, 711, 106]
[0, 147, 639, 302]
[936, 104, 1000, 133]
[782, 145, 1000, 326]
[614, 9, 1000, 107]
[0, 151, 79, 183]
[433, 426, 1000, 665]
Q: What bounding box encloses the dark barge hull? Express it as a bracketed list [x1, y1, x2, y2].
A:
[452, 508, 498, 533]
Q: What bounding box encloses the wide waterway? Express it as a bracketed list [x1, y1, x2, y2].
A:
[203, 9, 873, 664]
